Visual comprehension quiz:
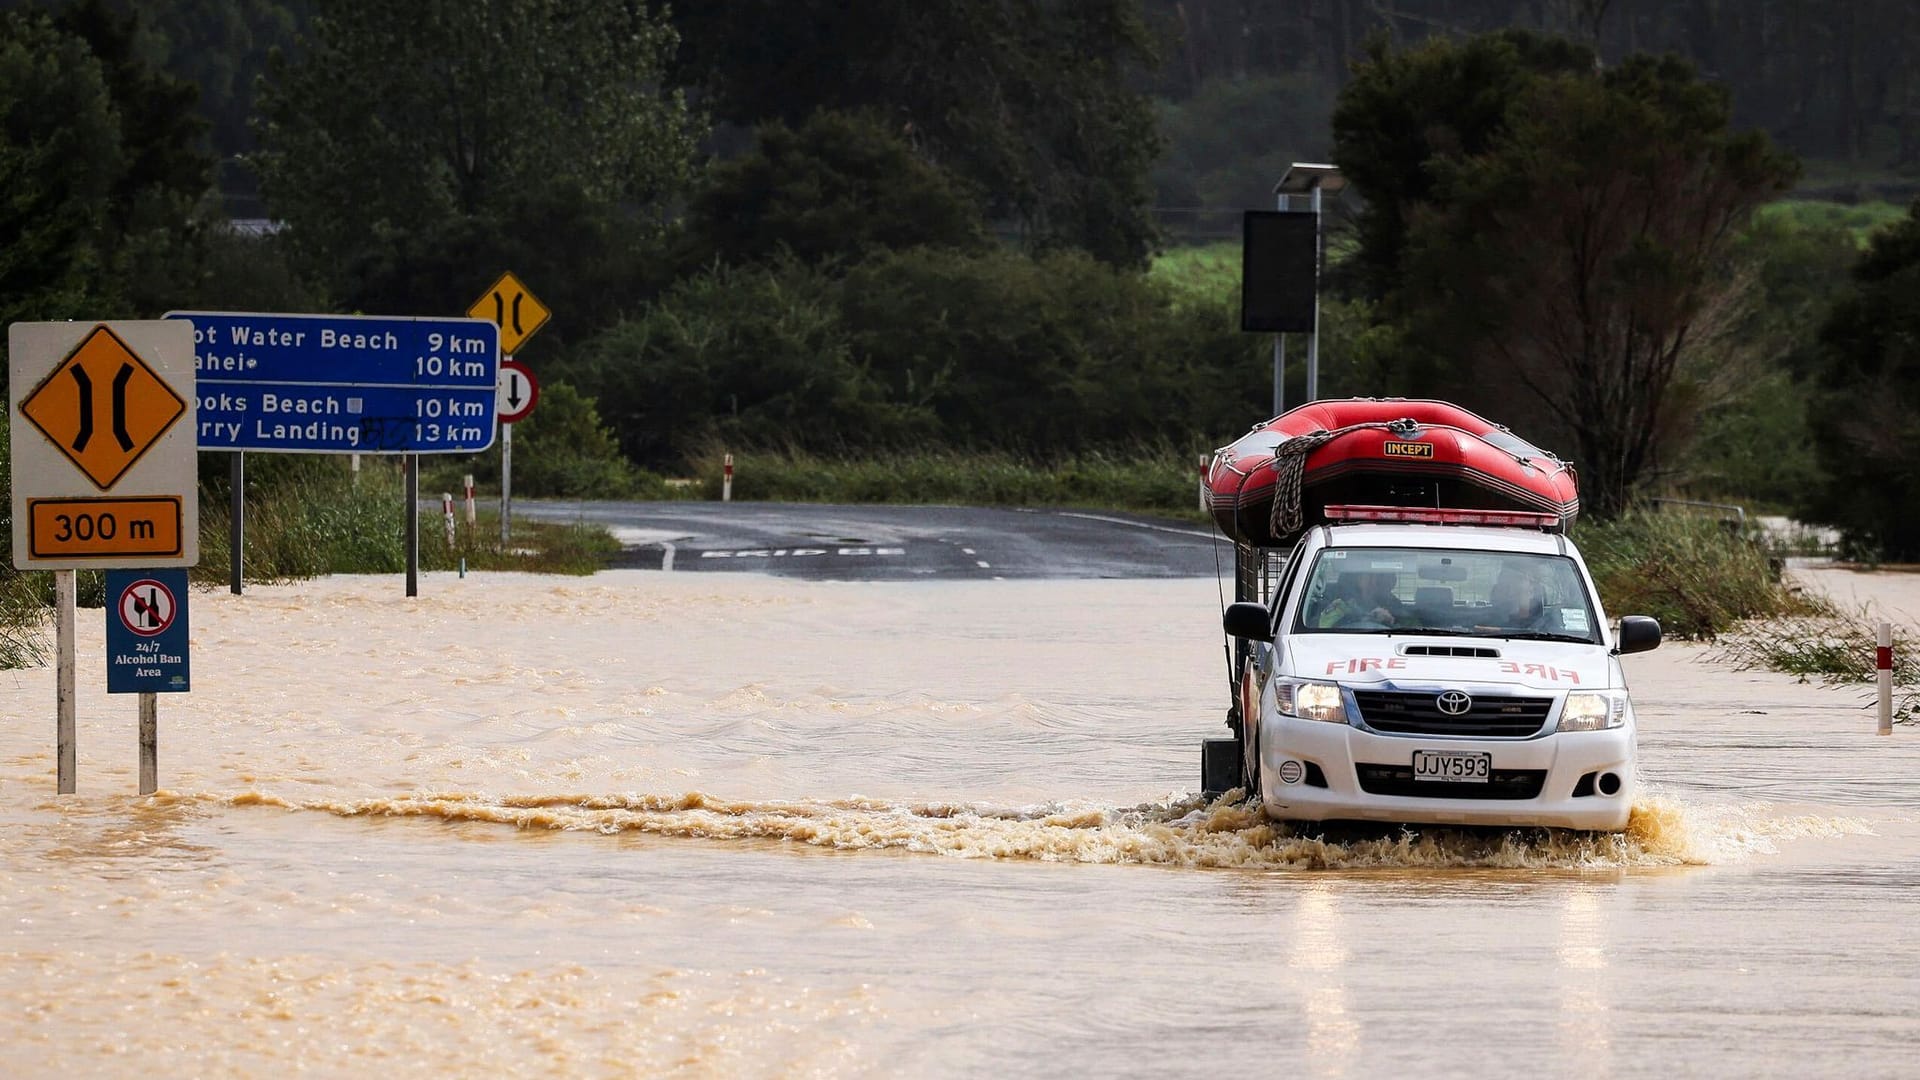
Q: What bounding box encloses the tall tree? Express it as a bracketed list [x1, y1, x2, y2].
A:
[1337, 37, 1797, 517]
[1332, 29, 1594, 302]
[671, 0, 1162, 268]
[0, 9, 123, 328]
[0, 3, 215, 338]
[254, 0, 699, 316]
[1805, 201, 1920, 558]
[683, 110, 989, 270]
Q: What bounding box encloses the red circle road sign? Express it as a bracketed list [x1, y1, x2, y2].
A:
[498, 359, 539, 424]
[117, 577, 178, 637]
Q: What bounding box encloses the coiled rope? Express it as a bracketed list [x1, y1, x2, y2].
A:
[1266, 420, 1414, 539]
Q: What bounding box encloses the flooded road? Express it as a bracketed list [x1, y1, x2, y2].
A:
[2, 568, 1917, 1077]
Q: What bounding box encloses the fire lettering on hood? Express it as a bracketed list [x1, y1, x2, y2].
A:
[1321, 657, 1581, 683]
[1499, 660, 1580, 683]
[1325, 657, 1407, 675]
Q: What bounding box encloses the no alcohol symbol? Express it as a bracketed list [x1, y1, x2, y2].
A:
[117, 577, 178, 637]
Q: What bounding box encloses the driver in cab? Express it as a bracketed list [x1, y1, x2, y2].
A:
[1312, 571, 1407, 628]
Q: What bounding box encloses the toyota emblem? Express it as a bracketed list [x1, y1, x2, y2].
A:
[1436, 690, 1473, 715]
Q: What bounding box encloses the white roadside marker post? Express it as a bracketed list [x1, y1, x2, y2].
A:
[723, 453, 734, 503]
[464, 474, 476, 526]
[1198, 453, 1208, 513]
[443, 493, 456, 550]
[1877, 621, 1893, 735]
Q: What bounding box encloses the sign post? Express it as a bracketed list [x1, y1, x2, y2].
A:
[9, 320, 198, 794]
[494, 358, 539, 543]
[105, 569, 190, 794]
[468, 274, 550, 547]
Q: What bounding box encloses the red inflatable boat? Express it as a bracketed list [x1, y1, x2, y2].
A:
[1205, 399, 1579, 546]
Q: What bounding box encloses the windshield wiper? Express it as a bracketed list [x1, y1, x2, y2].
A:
[1495, 631, 1595, 644]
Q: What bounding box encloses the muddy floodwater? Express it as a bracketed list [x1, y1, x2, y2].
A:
[3, 567, 1918, 1077]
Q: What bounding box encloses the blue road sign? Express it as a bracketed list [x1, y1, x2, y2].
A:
[164, 311, 499, 454]
[106, 569, 190, 693]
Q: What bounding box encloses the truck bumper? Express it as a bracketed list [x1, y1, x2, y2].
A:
[1257, 714, 1635, 831]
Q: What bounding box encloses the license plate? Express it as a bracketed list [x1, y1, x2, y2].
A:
[1412, 750, 1492, 783]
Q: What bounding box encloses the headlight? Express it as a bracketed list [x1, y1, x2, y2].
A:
[1278, 680, 1350, 724]
[1558, 691, 1628, 732]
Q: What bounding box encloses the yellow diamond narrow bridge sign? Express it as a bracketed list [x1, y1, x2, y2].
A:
[467, 271, 551, 355]
[10, 321, 198, 570]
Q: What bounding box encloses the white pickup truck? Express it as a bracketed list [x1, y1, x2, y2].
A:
[1209, 506, 1661, 831]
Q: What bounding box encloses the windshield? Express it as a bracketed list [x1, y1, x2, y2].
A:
[1291, 546, 1600, 643]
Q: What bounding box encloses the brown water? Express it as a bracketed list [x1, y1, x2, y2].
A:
[3, 568, 1917, 1077]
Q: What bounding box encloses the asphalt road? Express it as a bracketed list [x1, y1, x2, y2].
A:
[515, 500, 1231, 581]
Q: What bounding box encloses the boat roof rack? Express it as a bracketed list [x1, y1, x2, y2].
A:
[1322, 504, 1565, 531]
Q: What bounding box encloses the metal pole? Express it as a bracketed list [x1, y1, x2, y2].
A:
[230, 452, 244, 596]
[1273, 188, 1287, 416]
[139, 693, 157, 795]
[1272, 336, 1286, 417]
[500, 422, 513, 544]
[56, 569, 75, 794]
[405, 452, 419, 597]
[1305, 184, 1323, 403]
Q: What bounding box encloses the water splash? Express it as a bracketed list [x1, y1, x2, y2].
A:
[206, 787, 1871, 872]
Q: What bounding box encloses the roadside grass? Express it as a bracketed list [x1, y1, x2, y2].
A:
[1151, 242, 1240, 306]
[1575, 510, 1818, 639]
[1756, 198, 1906, 246]
[681, 443, 1210, 520]
[195, 457, 621, 583]
[1713, 608, 1920, 724]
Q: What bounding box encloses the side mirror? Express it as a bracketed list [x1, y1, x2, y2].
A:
[1223, 602, 1273, 642]
[1615, 615, 1662, 655]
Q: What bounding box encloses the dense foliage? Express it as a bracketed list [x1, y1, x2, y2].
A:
[669, 0, 1163, 267]
[2, 0, 1920, 562]
[1804, 200, 1920, 559]
[554, 249, 1266, 468]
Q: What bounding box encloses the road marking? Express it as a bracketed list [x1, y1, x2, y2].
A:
[700, 547, 905, 559]
[962, 547, 976, 555]
[976, 560, 991, 569]
[660, 541, 675, 572]
[1052, 511, 1219, 539]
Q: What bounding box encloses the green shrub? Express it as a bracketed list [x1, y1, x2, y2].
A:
[1576, 510, 1810, 639]
[424, 381, 658, 499]
[560, 248, 1275, 470]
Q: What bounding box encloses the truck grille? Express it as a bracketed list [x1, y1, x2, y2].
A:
[1355, 764, 1548, 799]
[1351, 690, 1553, 737]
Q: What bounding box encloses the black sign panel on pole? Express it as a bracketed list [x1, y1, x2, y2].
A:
[1241, 210, 1319, 333]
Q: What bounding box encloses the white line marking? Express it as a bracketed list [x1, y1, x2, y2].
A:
[962, 547, 976, 555]
[660, 542, 675, 572]
[1053, 511, 1219, 539]
[976, 560, 991, 569]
